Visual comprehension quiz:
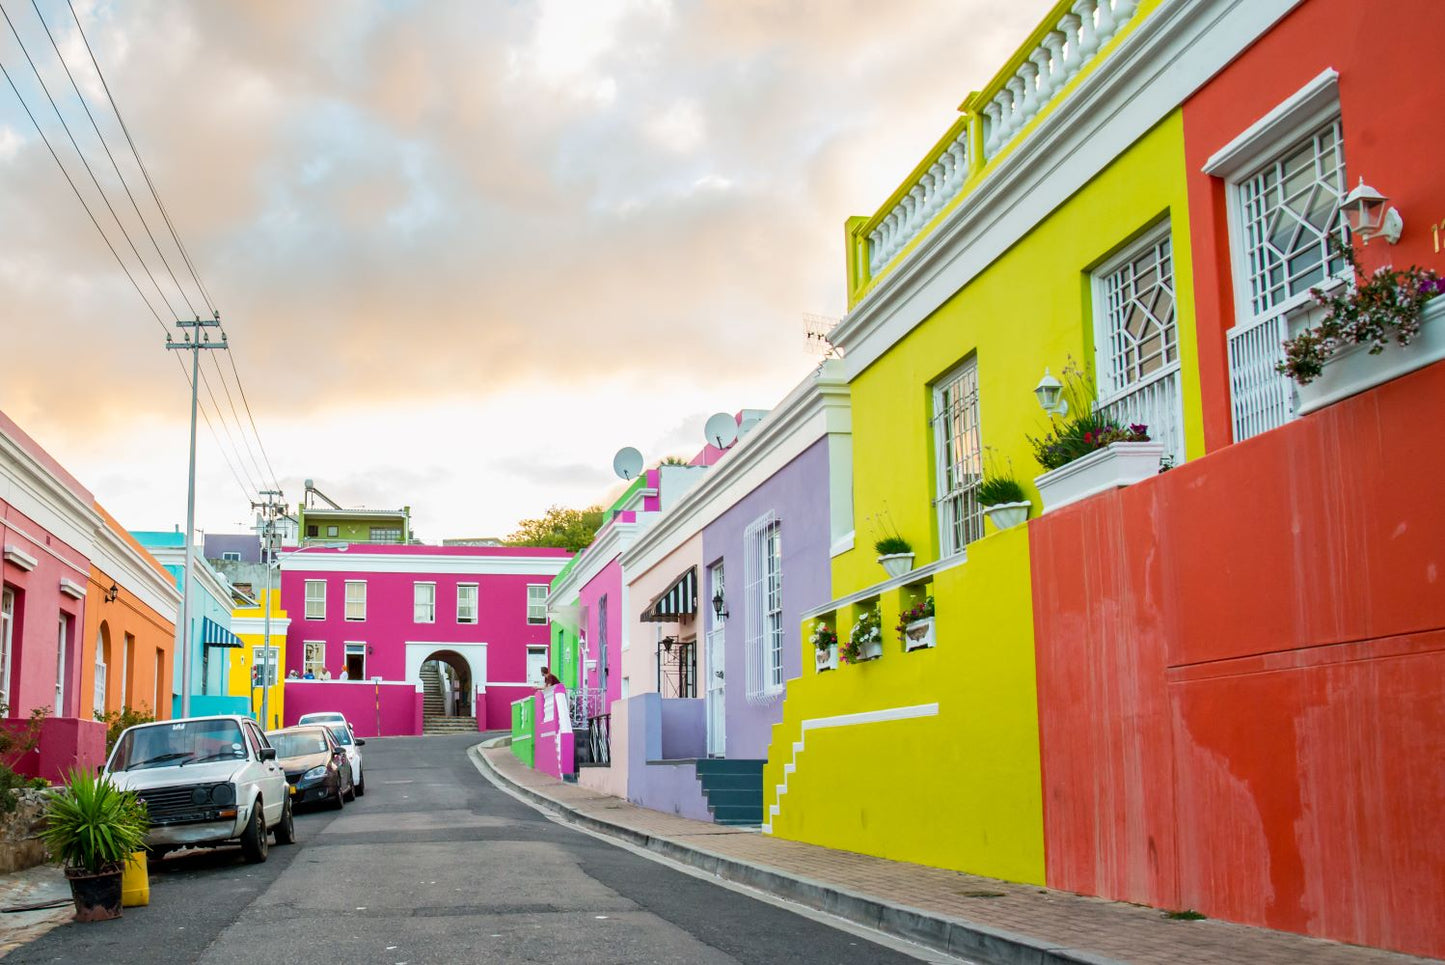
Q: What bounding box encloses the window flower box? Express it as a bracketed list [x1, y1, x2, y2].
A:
[1296, 295, 1445, 415]
[815, 645, 838, 673]
[901, 617, 936, 651]
[876, 552, 914, 579]
[1034, 441, 1165, 514]
[983, 501, 1031, 531]
[857, 640, 883, 661]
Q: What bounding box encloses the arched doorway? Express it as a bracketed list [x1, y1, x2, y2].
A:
[421, 649, 472, 722]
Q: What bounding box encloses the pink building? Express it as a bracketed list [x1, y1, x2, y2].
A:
[279, 544, 570, 733]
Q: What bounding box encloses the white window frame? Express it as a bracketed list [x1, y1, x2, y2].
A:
[1091, 223, 1185, 467]
[252, 645, 280, 687]
[344, 581, 367, 621]
[742, 512, 784, 703]
[326, 525, 339, 538]
[55, 614, 70, 715]
[93, 629, 107, 716]
[343, 642, 366, 679]
[1203, 70, 1347, 443]
[221, 551, 241, 562]
[370, 526, 401, 543]
[0, 587, 12, 711]
[526, 645, 548, 686]
[932, 357, 984, 557]
[304, 641, 326, 677]
[414, 581, 436, 624]
[304, 580, 326, 620]
[526, 584, 548, 625]
[457, 583, 478, 624]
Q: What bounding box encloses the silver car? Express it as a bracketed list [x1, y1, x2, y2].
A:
[105, 715, 294, 863]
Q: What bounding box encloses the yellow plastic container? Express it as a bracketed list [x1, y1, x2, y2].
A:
[121, 851, 149, 907]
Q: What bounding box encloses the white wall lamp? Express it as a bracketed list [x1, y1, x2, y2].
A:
[1034, 368, 1068, 417]
[1342, 178, 1403, 245]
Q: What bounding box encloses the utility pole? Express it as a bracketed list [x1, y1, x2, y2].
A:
[252, 489, 284, 729]
[166, 316, 226, 718]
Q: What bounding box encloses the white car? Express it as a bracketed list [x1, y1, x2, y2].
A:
[297, 713, 365, 796]
[105, 715, 294, 863]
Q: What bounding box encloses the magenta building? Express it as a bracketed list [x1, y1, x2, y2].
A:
[279, 544, 571, 734]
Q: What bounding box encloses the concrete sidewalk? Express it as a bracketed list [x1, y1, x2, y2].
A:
[474, 742, 1436, 965]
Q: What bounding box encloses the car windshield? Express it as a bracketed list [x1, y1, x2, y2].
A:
[326, 724, 354, 747]
[301, 714, 342, 724]
[110, 719, 247, 772]
[269, 731, 330, 759]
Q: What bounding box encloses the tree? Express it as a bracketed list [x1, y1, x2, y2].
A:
[503, 505, 606, 552]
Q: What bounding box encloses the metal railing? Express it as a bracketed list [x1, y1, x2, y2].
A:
[1097, 366, 1184, 467]
[586, 714, 611, 767]
[1227, 313, 1295, 442]
[568, 688, 604, 728]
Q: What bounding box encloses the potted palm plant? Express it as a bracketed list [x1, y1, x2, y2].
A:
[40, 768, 148, 922]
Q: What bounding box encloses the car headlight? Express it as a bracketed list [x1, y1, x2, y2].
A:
[210, 783, 235, 805]
[303, 766, 328, 781]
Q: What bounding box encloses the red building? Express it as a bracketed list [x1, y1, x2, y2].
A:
[1031, 0, 1445, 957]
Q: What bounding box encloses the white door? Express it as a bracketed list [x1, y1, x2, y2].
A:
[0, 588, 13, 711]
[526, 647, 547, 686]
[55, 616, 68, 715]
[705, 563, 726, 757]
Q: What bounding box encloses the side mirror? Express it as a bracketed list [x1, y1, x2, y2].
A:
[259, 747, 278, 762]
[354, 739, 366, 746]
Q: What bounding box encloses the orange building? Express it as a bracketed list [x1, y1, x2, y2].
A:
[79, 504, 180, 722]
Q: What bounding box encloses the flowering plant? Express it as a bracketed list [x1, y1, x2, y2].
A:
[809, 622, 838, 652]
[1027, 363, 1150, 472]
[895, 596, 935, 640]
[1277, 243, 1445, 385]
[841, 605, 882, 663]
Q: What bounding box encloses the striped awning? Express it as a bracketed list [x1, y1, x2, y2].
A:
[641, 566, 697, 623]
[201, 616, 242, 648]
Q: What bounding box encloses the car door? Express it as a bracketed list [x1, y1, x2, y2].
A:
[246, 722, 286, 825]
[327, 730, 352, 787]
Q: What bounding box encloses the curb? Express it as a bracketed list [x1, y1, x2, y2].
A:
[470, 741, 1123, 965]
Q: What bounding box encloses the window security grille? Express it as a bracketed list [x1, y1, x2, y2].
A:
[933, 359, 983, 556]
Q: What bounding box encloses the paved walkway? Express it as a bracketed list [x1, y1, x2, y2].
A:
[477, 742, 1438, 965]
[0, 864, 73, 956]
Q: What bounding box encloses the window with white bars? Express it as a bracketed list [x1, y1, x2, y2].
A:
[1093, 225, 1185, 466]
[93, 630, 107, 716]
[457, 583, 478, 624]
[1227, 116, 1349, 441]
[414, 582, 436, 623]
[933, 358, 983, 556]
[742, 512, 784, 703]
[344, 581, 366, 621]
[304, 580, 326, 620]
[527, 585, 548, 624]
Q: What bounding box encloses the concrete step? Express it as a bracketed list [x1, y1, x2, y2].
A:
[702, 787, 761, 808]
[695, 772, 762, 791]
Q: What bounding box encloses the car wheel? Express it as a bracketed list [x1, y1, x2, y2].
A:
[240, 800, 269, 863]
[330, 778, 345, 811]
[344, 771, 356, 802]
[274, 795, 296, 845]
[355, 767, 365, 797]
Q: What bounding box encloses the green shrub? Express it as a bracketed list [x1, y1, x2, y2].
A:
[95, 707, 155, 754]
[977, 476, 1027, 507]
[40, 769, 149, 875]
[873, 535, 912, 556]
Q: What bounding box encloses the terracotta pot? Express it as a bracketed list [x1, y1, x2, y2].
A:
[67, 868, 124, 922]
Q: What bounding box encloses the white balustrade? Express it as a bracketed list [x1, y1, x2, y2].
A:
[866, 0, 1141, 280]
[1227, 314, 1296, 442]
[1097, 367, 1185, 468]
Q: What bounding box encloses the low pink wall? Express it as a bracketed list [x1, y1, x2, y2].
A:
[484, 684, 532, 731]
[4, 717, 107, 784]
[282, 680, 423, 737]
[533, 686, 574, 778]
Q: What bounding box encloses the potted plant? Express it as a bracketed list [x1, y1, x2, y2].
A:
[40, 768, 148, 922]
[843, 605, 883, 663]
[874, 536, 914, 578]
[977, 474, 1030, 531]
[810, 622, 838, 673]
[1028, 363, 1164, 514]
[896, 596, 936, 651]
[1278, 243, 1445, 414]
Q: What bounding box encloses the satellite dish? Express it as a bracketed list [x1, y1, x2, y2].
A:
[703, 413, 738, 450]
[612, 447, 644, 480]
[738, 410, 766, 437]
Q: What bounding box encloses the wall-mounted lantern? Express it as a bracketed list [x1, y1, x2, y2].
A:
[104, 582, 119, 603]
[1342, 178, 1403, 245]
[1034, 368, 1068, 417]
[711, 589, 728, 620]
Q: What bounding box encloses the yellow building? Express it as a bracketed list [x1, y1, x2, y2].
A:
[763, 0, 1222, 884]
[225, 587, 288, 731]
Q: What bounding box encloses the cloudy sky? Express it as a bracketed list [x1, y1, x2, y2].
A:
[0, 0, 1049, 542]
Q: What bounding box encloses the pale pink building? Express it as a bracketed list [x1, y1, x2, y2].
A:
[279, 544, 570, 734]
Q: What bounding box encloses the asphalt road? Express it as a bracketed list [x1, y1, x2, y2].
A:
[5, 735, 944, 964]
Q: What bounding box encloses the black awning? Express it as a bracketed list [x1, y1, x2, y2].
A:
[641, 566, 697, 623]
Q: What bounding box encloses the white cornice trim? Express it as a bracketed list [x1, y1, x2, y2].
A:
[547, 518, 646, 608]
[830, 0, 1303, 377]
[146, 545, 234, 610]
[3, 545, 39, 572]
[90, 523, 182, 621]
[1202, 67, 1339, 177]
[59, 578, 86, 599]
[0, 431, 97, 562]
[621, 362, 850, 578]
[280, 552, 570, 577]
[232, 616, 292, 637]
[800, 552, 967, 622]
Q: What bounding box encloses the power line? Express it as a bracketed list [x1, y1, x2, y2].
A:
[207, 349, 271, 490]
[226, 350, 284, 494]
[29, 0, 200, 318]
[0, 1, 184, 320]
